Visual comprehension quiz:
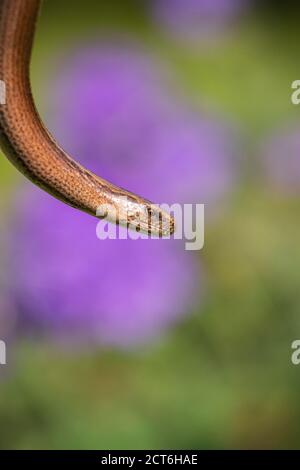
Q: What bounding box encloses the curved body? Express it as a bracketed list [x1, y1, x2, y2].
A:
[0, 0, 174, 236]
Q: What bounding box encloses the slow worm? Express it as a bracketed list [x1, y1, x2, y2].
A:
[0, 0, 174, 236]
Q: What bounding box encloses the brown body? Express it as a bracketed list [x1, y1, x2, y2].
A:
[0, 0, 174, 236]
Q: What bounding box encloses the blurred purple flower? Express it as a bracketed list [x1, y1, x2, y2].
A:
[11, 190, 200, 347]
[152, 0, 249, 43]
[9, 45, 237, 347]
[261, 124, 300, 196]
[49, 45, 237, 207]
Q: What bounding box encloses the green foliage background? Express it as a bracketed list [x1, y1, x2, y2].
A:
[0, 0, 300, 449]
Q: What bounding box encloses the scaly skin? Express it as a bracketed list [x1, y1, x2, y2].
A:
[0, 0, 174, 236]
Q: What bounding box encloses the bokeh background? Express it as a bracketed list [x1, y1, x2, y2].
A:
[0, 0, 300, 449]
